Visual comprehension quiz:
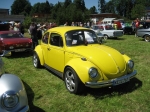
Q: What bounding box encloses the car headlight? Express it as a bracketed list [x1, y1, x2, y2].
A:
[128, 60, 134, 69]
[1, 91, 19, 109]
[89, 67, 98, 78]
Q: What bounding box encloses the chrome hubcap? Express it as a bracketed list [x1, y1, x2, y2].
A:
[65, 70, 75, 92]
[33, 55, 37, 67]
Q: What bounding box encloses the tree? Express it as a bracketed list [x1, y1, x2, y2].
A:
[98, 0, 106, 13]
[64, 0, 72, 8]
[11, 0, 32, 15]
[131, 4, 145, 19]
[73, 0, 86, 11]
[105, 1, 115, 13]
[89, 6, 98, 14]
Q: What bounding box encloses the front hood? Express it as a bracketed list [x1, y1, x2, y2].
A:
[69, 44, 127, 78]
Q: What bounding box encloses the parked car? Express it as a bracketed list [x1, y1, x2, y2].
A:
[33, 26, 137, 94]
[91, 29, 105, 43]
[0, 57, 29, 112]
[121, 26, 135, 35]
[136, 22, 150, 42]
[0, 31, 32, 56]
[91, 24, 123, 40]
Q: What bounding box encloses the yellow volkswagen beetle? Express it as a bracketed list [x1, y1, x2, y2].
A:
[33, 26, 137, 94]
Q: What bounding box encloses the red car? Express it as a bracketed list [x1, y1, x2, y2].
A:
[0, 31, 32, 56]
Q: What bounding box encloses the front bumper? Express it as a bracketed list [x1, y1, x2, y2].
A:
[85, 70, 137, 88]
[0, 48, 32, 56]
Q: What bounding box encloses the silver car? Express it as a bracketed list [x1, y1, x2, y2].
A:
[0, 57, 29, 112]
[137, 28, 150, 42]
[91, 24, 123, 40]
[136, 22, 150, 42]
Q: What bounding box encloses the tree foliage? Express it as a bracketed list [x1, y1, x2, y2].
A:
[98, 0, 106, 13]
[11, 0, 150, 26]
[11, 0, 32, 15]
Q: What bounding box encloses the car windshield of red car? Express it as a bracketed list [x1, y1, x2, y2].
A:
[0, 32, 23, 38]
[65, 30, 98, 46]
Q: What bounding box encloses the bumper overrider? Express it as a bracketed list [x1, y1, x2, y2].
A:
[85, 70, 137, 88]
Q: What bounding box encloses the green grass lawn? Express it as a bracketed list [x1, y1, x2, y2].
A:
[2, 34, 150, 112]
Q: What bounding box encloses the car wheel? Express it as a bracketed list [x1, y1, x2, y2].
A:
[33, 52, 41, 68]
[144, 35, 150, 42]
[64, 67, 85, 94]
[103, 35, 108, 40]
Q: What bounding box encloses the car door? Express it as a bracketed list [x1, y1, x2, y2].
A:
[41, 32, 50, 62]
[46, 33, 65, 72]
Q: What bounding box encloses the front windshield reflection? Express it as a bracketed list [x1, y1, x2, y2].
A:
[65, 30, 99, 46]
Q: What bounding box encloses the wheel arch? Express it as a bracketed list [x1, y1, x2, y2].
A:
[34, 45, 45, 65]
[63, 58, 97, 84]
[142, 34, 150, 38]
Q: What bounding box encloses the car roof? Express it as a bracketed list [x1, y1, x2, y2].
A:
[0, 31, 20, 34]
[47, 26, 90, 34]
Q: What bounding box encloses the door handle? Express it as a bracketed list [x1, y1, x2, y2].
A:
[47, 48, 50, 50]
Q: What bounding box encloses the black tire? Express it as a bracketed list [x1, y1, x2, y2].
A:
[33, 52, 41, 68]
[103, 35, 108, 40]
[144, 35, 150, 42]
[64, 67, 85, 94]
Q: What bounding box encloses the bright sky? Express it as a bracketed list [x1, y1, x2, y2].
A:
[0, 0, 109, 11]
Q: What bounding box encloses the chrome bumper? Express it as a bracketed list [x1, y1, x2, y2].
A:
[85, 70, 137, 88]
[0, 48, 32, 56]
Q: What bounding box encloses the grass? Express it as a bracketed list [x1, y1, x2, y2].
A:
[2, 33, 150, 112]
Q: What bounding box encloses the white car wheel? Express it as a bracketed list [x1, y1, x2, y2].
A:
[103, 35, 108, 40]
[64, 67, 85, 94]
[144, 35, 150, 42]
[33, 52, 41, 68]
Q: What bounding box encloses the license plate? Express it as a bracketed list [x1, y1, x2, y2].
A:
[113, 77, 130, 86]
[15, 49, 25, 52]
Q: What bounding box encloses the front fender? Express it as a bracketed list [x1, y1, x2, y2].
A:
[34, 45, 44, 65]
[65, 58, 102, 84]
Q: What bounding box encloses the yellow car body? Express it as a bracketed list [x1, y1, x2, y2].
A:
[33, 26, 137, 94]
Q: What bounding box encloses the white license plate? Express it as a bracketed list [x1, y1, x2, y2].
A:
[15, 49, 25, 52]
[113, 77, 130, 86]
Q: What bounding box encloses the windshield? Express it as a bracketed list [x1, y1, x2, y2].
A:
[65, 30, 99, 46]
[0, 32, 23, 38]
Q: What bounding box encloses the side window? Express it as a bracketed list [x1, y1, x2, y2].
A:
[42, 32, 49, 44]
[50, 33, 63, 47]
[99, 26, 104, 31]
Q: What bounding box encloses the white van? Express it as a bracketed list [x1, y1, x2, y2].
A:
[101, 18, 116, 25]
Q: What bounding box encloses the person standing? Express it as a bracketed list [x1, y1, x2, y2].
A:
[18, 22, 24, 36]
[135, 18, 140, 37]
[29, 22, 38, 49]
[13, 23, 19, 31]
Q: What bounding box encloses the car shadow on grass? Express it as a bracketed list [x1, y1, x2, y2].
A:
[108, 37, 126, 40]
[22, 81, 46, 112]
[5, 51, 33, 58]
[84, 77, 142, 99]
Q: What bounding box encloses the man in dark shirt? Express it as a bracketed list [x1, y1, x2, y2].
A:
[29, 22, 38, 49]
